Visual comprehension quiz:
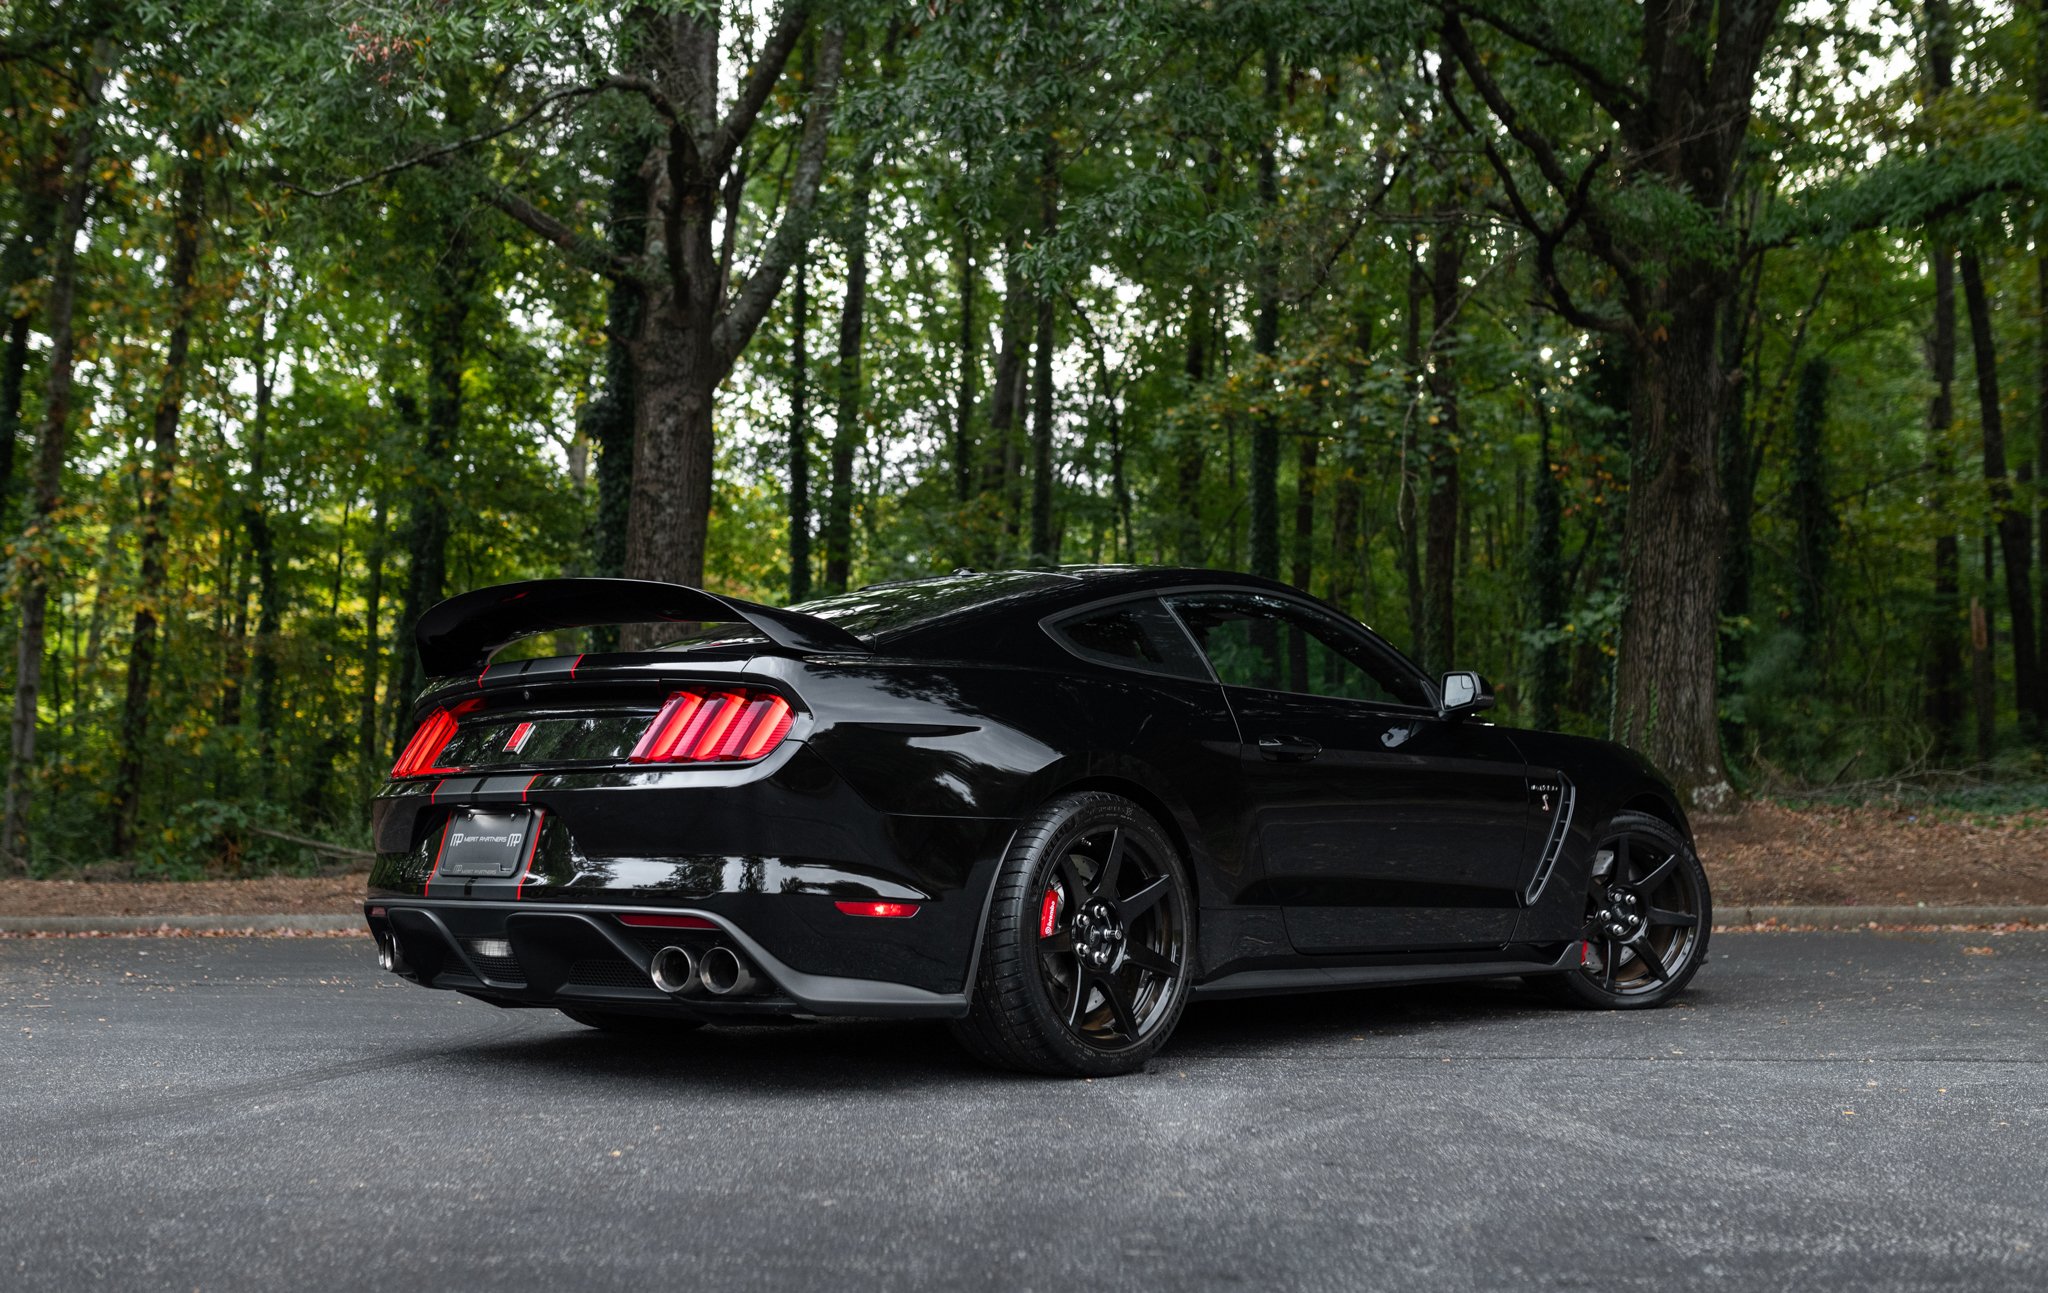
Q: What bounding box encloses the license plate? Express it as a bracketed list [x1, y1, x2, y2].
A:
[436, 809, 538, 878]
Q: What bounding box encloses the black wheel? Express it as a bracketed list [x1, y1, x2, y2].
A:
[952, 791, 1194, 1077]
[1540, 810, 1711, 1009]
[558, 1008, 705, 1035]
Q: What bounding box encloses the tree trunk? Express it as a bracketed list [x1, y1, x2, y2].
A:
[623, 300, 718, 599]
[391, 230, 476, 724]
[2037, 0, 2048, 683]
[3, 59, 100, 869]
[953, 216, 976, 507]
[1292, 421, 1319, 594]
[1422, 230, 1463, 673]
[1959, 250, 2045, 730]
[2040, 250, 2048, 682]
[1399, 248, 1425, 649]
[359, 494, 389, 793]
[1611, 299, 1730, 808]
[1439, 1, 1775, 808]
[1176, 289, 1209, 566]
[1716, 280, 1757, 682]
[822, 152, 874, 595]
[0, 153, 59, 510]
[583, 132, 647, 649]
[1527, 385, 1565, 731]
[1028, 144, 1061, 566]
[1328, 310, 1369, 618]
[1923, 2, 1964, 756]
[112, 147, 206, 856]
[1247, 44, 1282, 582]
[787, 256, 812, 601]
[249, 315, 282, 784]
[1789, 357, 1834, 652]
[1972, 592, 1995, 762]
[969, 238, 1028, 565]
[608, 15, 845, 630]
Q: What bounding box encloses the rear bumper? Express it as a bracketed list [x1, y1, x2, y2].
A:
[366, 900, 971, 1019]
[368, 743, 1017, 997]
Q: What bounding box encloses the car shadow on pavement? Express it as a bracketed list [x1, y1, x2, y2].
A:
[1172, 979, 1552, 1052]
[448, 977, 1573, 1088]
[456, 1017, 996, 1094]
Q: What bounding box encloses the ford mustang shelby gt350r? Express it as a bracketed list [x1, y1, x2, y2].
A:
[366, 567, 1710, 1076]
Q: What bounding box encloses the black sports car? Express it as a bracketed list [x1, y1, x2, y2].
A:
[365, 566, 1711, 1076]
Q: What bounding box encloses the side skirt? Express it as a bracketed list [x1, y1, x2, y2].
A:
[1190, 942, 1579, 1002]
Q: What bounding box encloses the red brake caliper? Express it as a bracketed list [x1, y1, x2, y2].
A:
[1039, 886, 1064, 938]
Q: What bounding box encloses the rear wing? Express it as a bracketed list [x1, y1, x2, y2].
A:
[414, 578, 870, 676]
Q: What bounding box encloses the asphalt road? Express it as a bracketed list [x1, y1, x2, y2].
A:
[2, 931, 2043, 1292]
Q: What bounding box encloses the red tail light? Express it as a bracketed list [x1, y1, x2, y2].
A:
[391, 707, 461, 779]
[630, 689, 794, 764]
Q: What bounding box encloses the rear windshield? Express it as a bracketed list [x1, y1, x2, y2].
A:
[656, 571, 1072, 652]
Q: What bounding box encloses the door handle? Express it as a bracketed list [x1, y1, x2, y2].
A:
[1257, 734, 1323, 762]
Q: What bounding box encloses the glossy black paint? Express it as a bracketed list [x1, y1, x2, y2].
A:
[367, 566, 1691, 1017]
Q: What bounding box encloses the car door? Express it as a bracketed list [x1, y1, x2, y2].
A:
[1164, 591, 1531, 953]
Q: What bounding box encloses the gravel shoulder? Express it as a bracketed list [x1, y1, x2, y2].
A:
[1, 799, 2045, 918]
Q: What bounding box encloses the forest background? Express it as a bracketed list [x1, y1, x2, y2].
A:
[3, 0, 2047, 877]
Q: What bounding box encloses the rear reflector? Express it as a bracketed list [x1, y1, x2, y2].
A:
[618, 913, 719, 930]
[835, 901, 919, 919]
[630, 689, 794, 764]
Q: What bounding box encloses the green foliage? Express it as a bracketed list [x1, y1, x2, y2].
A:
[4, 1, 2048, 872]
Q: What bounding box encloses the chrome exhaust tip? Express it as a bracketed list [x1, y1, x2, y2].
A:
[376, 930, 406, 974]
[648, 945, 699, 996]
[699, 945, 757, 997]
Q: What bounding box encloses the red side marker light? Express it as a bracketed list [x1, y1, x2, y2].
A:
[835, 901, 919, 919]
[618, 913, 719, 930]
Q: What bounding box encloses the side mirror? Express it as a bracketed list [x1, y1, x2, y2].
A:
[1439, 671, 1495, 719]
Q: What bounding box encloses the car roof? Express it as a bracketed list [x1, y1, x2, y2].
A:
[785, 565, 1324, 650]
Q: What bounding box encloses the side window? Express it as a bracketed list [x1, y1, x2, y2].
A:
[1047, 598, 1212, 682]
[1166, 593, 1430, 708]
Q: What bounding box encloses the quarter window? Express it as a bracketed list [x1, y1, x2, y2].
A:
[1047, 599, 1212, 681]
[1166, 593, 1429, 707]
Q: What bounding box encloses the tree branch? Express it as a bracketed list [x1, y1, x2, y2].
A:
[713, 21, 846, 372]
[481, 186, 642, 283]
[710, 0, 814, 175]
[1436, 30, 1632, 337]
[1450, 2, 1642, 124]
[285, 78, 670, 201]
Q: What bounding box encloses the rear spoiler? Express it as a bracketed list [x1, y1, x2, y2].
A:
[414, 578, 870, 676]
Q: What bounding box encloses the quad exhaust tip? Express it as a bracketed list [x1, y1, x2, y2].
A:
[376, 930, 407, 974]
[699, 945, 757, 997]
[648, 945, 699, 996]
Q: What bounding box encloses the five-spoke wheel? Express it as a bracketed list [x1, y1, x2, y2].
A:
[954, 791, 1193, 1075]
[1542, 809, 1712, 1009]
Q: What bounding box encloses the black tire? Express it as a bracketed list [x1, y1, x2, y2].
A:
[1538, 809, 1712, 1009]
[951, 791, 1194, 1077]
[558, 1008, 705, 1035]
